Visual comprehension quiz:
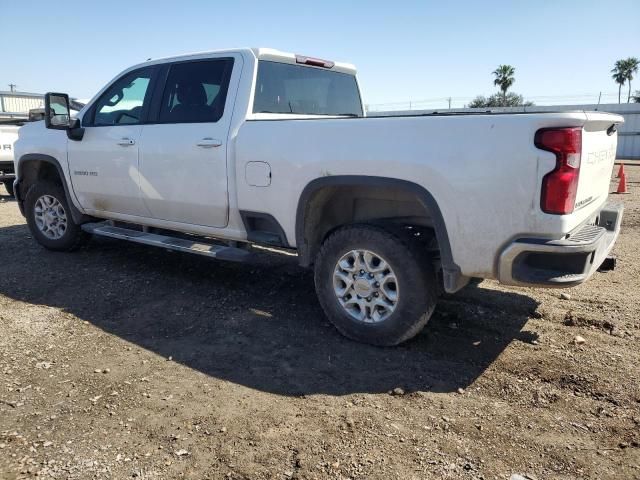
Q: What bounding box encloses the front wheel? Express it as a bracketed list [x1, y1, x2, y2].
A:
[314, 224, 438, 346]
[24, 182, 87, 251]
[3, 180, 14, 197]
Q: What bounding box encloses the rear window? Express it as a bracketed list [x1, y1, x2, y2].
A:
[253, 61, 362, 117]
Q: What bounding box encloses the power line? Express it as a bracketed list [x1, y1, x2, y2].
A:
[368, 92, 621, 106]
[366, 92, 626, 111]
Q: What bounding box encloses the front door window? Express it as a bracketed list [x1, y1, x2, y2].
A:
[92, 69, 153, 126]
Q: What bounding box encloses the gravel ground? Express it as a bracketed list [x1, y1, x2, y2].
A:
[0, 166, 639, 480]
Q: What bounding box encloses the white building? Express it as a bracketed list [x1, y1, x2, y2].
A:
[0, 91, 44, 120]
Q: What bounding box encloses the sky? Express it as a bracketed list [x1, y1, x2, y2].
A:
[2, 0, 639, 109]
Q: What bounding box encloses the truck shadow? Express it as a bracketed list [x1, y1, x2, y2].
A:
[0, 224, 539, 396]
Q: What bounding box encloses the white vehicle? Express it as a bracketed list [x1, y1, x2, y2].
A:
[0, 124, 20, 196]
[13, 48, 624, 345]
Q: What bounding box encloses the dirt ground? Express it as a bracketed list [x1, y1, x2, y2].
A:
[0, 166, 639, 480]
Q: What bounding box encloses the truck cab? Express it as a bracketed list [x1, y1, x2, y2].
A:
[14, 48, 362, 232]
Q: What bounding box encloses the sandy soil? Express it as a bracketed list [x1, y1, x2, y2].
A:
[0, 166, 639, 479]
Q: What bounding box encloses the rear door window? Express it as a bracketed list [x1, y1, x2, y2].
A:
[253, 61, 362, 116]
[158, 58, 234, 123]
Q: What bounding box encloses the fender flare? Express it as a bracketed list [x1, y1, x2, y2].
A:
[16, 153, 87, 224]
[295, 175, 465, 293]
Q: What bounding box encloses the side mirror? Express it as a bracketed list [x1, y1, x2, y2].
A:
[44, 92, 85, 141]
[44, 92, 72, 129]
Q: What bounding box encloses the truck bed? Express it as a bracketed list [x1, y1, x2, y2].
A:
[235, 111, 622, 278]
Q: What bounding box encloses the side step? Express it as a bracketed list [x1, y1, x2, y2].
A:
[81, 222, 253, 262]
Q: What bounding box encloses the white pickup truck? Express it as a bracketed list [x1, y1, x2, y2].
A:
[13, 48, 624, 345]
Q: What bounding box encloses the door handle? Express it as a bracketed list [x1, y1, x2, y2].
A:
[117, 137, 135, 146]
[196, 138, 222, 148]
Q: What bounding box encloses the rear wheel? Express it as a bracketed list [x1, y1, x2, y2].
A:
[3, 180, 14, 197]
[25, 182, 87, 251]
[314, 224, 438, 346]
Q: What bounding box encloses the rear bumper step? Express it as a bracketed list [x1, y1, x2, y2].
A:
[498, 202, 623, 287]
[81, 222, 254, 262]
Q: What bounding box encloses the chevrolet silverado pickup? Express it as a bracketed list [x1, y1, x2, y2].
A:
[13, 48, 624, 345]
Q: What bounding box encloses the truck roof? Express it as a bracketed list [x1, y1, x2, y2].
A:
[141, 47, 357, 75]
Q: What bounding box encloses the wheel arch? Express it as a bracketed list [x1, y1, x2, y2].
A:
[295, 175, 465, 293]
[16, 153, 88, 224]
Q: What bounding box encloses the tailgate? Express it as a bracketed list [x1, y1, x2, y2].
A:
[574, 112, 624, 213]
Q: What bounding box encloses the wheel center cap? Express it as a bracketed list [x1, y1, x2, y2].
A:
[354, 278, 373, 297]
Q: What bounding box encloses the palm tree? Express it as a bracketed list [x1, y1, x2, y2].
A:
[492, 65, 515, 106]
[623, 57, 639, 103]
[612, 60, 627, 104]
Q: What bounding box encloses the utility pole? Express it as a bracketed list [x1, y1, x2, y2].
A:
[447, 97, 452, 110]
[8, 83, 17, 92]
[597, 91, 601, 105]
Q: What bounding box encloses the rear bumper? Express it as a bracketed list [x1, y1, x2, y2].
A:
[498, 202, 623, 287]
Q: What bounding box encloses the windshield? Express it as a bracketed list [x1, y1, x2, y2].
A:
[253, 61, 363, 117]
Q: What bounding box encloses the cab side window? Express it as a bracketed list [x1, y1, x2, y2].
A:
[92, 68, 154, 126]
[158, 59, 234, 124]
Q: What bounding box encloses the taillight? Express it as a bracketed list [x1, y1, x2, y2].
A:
[535, 127, 582, 215]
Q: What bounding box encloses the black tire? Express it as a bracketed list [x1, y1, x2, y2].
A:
[25, 181, 87, 251]
[3, 180, 14, 197]
[314, 224, 438, 346]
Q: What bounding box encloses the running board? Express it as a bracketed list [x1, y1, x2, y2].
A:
[81, 222, 253, 262]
